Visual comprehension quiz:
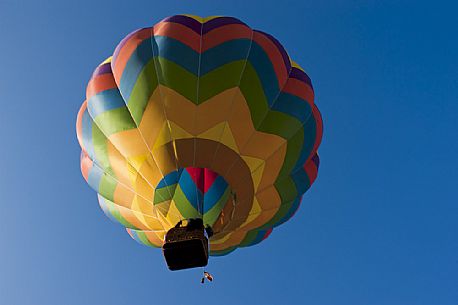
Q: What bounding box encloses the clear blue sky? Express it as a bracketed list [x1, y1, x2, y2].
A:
[0, 1, 457, 304]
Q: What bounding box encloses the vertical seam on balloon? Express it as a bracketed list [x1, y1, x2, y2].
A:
[84, 94, 170, 230]
[216, 33, 295, 236]
[230, 105, 320, 204]
[207, 29, 255, 175]
[190, 20, 204, 218]
[84, 108, 158, 201]
[214, 65, 321, 239]
[214, 111, 317, 232]
[148, 25, 183, 225]
[205, 28, 255, 236]
[220, 48, 294, 179]
[93, 34, 175, 228]
[84, 152, 167, 230]
[226, 111, 316, 197]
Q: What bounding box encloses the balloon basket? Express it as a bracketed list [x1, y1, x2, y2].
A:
[162, 219, 209, 271]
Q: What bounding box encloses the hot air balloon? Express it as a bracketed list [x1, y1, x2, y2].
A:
[76, 14, 323, 271]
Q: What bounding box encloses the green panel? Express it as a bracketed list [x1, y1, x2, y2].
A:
[239, 230, 257, 247]
[258, 111, 302, 139]
[153, 184, 177, 204]
[260, 200, 294, 230]
[277, 129, 304, 179]
[157, 57, 198, 103]
[203, 187, 231, 226]
[172, 185, 200, 219]
[94, 107, 137, 136]
[91, 123, 115, 177]
[274, 176, 298, 203]
[238, 62, 269, 126]
[106, 200, 138, 229]
[198, 61, 246, 103]
[127, 60, 159, 125]
[98, 174, 118, 202]
[136, 231, 157, 247]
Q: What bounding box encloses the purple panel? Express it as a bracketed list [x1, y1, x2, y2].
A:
[290, 67, 313, 89]
[202, 16, 247, 34]
[92, 63, 112, 78]
[112, 28, 147, 64]
[311, 153, 320, 168]
[162, 15, 202, 34]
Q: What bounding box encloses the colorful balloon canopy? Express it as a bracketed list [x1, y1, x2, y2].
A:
[76, 14, 323, 256]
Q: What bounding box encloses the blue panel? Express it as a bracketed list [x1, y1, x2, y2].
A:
[87, 163, 103, 192]
[272, 92, 312, 123]
[154, 36, 200, 74]
[178, 170, 203, 211]
[156, 168, 183, 188]
[200, 39, 252, 75]
[203, 176, 228, 213]
[119, 39, 155, 101]
[81, 109, 95, 159]
[292, 116, 317, 172]
[87, 89, 126, 118]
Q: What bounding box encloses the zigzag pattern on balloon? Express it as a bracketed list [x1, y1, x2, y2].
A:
[76, 14, 323, 256]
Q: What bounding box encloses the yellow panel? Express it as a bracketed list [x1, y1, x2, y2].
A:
[168, 121, 193, 140]
[144, 230, 165, 247]
[106, 140, 133, 188]
[138, 88, 166, 148]
[241, 156, 265, 190]
[203, 16, 222, 22]
[112, 183, 134, 208]
[152, 123, 172, 150]
[154, 200, 171, 218]
[257, 142, 287, 190]
[211, 230, 247, 250]
[239, 209, 277, 232]
[220, 123, 239, 153]
[109, 129, 149, 156]
[291, 60, 304, 71]
[240, 197, 262, 226]
[117, 206, 151, 231]
[139, 154, 164, 187]
[127, 154, 147, 171]
[101, 56, 112, 65]
[256, 186, 282, 211]
[165, 200, 183, 227]
[151, 145, 178, 176]
[130, 196, 152, 228]
[181, 14, 204, 23]
[198, 121, 226, 141]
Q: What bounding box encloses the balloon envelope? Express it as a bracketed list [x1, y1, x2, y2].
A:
[76, 15, 323, 256]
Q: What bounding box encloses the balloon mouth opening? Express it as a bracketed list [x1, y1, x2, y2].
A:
[154, 166, 232, 224]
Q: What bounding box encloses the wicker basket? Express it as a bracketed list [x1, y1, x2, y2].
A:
[162, 220, 209, 271]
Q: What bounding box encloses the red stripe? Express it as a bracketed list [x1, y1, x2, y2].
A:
[304, 159, 318, 184]
[204, 168, 218, 193]
[76, 100, 87, 152]
[312, 105, 323, 153]
[282, 77, 314, 107]
[202, 24, 252, 52]
[155, 22, 201, 52]
[112, 28, 153, 85]
[262, 228, 273, 240]
[86, 73, 117, 100]
[186, 167, 205, 193]
[80, 151, 93, 181]
[252, 31, 290, 87]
